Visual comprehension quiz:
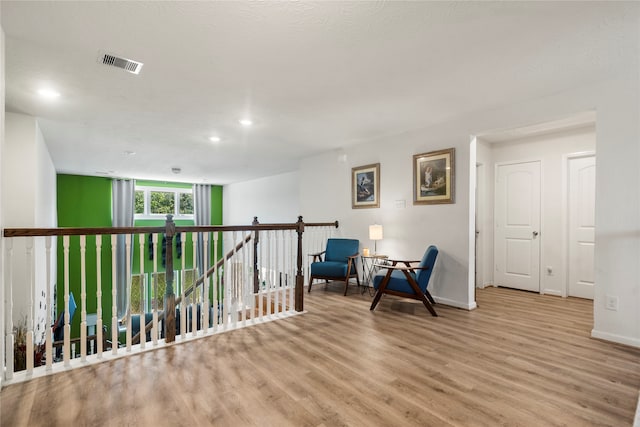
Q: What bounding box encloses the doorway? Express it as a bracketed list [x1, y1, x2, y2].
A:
[472, 117, 597, 300]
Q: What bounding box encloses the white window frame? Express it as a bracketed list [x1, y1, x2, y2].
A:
[135, 185, 194, 220]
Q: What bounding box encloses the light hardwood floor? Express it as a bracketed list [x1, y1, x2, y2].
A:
[2, 286, 639, 426]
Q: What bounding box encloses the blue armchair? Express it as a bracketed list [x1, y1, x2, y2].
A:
[308, 238, 360, 296]
[370, 245, 439, 316]
[52, 292, 77, 358]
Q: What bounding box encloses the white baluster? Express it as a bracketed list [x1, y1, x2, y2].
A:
[96, 235, 103, 358]
[258, 231, 264, 321]
[111, 235, 118, 355]
[63, 235, 71, 365]
[245, 232, 253, 324]
[203, 233, 209, 334]
[25, 237, 34, 372]
[45, 236, 53, 368]
[289, 230, 295, 313]
[281, 231, 287, 313]
[191, 244, 197, 337]
[241, 233, 248, 326]
[279, 230, 287, 314]
[191, 232, 196, 337]
[266, 231, 272, 317]
[138, 233, 145, 349]
[186, 233, 194, 337]
[283, 231, 288, 313]
[231, 231, 238, 328]
[152, 234, 158, 345]
[212, 231, 218, 331]
[5, 239, 14, 379]
[80, 235, 87, 361]
[125, 234, 132, 352]
[222, 233, 229, 329]
[273, 230, 282, 315]
[181, 232, 188, 340]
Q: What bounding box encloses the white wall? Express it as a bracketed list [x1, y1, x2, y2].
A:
[479, 125, 596, 296]
[476, 140, 493, 288]
[2, 112, 57, 345]
[0, 12, 5, 387]
[298, 70, 639, 347]
[223, 171, 300, 225]
[300, 136, 474, 310]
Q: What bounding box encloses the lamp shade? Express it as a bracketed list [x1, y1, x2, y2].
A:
[369, 224, 383, 241]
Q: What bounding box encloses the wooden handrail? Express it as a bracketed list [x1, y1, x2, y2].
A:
[3, 221, 339, 238]
[3, 226, 165, 237]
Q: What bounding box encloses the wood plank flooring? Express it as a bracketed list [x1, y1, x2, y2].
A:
[2, 286, 639, 426]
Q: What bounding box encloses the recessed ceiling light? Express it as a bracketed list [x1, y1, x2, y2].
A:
[37, 88, 60, 99]
[209, 136, 221, 143]
[124, 150, 136, 156]
[239, 119, 253, 127]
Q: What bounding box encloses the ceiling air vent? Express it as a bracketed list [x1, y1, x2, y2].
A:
[100, 53, 143, 75]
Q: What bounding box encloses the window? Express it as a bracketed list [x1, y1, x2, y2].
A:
[135, 185, 193, 219]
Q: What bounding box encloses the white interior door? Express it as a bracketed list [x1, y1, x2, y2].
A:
[495, 161, 541, 292]
[568, 155, 596, 299]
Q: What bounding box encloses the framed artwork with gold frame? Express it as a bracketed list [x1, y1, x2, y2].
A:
[413, 148, 455, 205]
[352, 163, 380, 209]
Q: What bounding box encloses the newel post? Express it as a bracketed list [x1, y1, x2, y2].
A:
[164, 214, 176, 343]
[295, 216, 305, 312]
[252, 217, 260, 293]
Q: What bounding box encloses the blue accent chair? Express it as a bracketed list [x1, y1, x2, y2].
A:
[53, 292, 77, 357]
[53, 292, 77, 341]
[370, 245, 439, 316]
[308, 238, 360, 296]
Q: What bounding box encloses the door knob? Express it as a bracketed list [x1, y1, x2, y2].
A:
[533, 231, 539, 237]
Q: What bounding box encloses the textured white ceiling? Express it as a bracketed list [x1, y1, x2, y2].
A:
[2, 1, 637, 184]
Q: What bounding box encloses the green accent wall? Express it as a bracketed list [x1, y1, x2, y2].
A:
[56, 174, 113, 338]
[211, 185, 223, 225]
[56, 175, 223, 338]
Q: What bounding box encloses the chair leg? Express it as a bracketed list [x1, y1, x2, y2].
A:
[308, 276, 313, 293]
[425, 289, 436, 305]
[343, 278, 349, 296]
[370, 269, 392, 310]
[419, 294, 438, 317]
[401, 271, 437, 317]
[370, 289, 384, 310]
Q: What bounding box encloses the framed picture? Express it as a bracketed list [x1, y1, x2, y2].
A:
[352, 163, 380, 209]
[413, 148, 455, 205]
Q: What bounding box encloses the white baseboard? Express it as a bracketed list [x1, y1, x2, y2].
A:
[434, 296, 477, 311]
[476, 283, 495, 289]
[591, 329, 640, 348]
[542, 289, 562, 297]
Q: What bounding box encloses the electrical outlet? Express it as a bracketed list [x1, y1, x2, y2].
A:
[605, 295, 618, 311]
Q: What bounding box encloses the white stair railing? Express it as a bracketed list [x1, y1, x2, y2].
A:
[1, 217, 337, 386]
